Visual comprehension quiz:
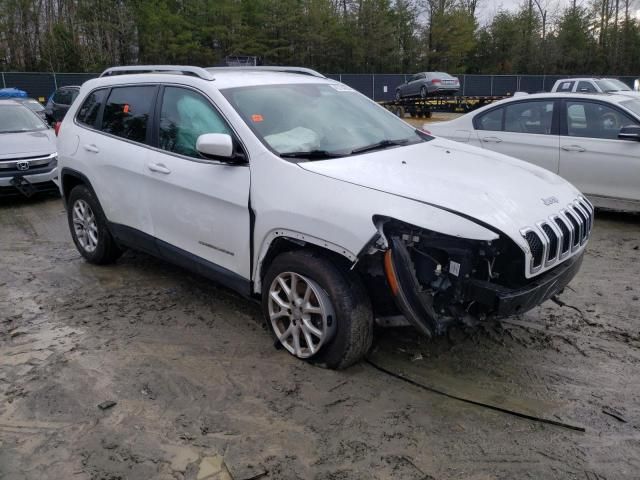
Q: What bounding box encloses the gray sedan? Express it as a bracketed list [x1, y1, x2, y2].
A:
[396, 72, 460, 99]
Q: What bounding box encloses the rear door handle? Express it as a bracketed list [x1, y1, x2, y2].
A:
[481, 136, 502, 143]
[561, 145, 586, 152]
[83, 144, 99, 153]
[147, 163, 171, 174]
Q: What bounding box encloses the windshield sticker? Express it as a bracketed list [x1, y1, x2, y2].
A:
[329, 84, 356, 92]
[251, 114, 264, 122]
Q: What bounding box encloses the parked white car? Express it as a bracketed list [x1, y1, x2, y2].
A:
[57, 65, 592, 368]
[428, 92, 640, 212]
[0, 99, 58, 197]
[551, 77, 640, 98]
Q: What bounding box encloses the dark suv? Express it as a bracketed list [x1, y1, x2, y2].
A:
[44, 86, 80, 124]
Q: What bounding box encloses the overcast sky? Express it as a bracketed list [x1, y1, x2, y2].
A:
[475, 0, 640, 25]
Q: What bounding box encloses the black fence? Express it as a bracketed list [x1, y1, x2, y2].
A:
[2, 71, 638, 102]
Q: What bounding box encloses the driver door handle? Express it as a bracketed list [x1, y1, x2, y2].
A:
[561, 145, 586, 152]
[147, 163, 171, 174]
[482, 136, 502, 143]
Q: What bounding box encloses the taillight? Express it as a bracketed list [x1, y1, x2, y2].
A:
[54, 121, 61, 136]
[431, 79, 441, 85]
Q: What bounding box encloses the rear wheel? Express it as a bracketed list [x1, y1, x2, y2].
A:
[420, 86, 427, 98]
[395, 89, 401, 101]
[67, 185, 123, 264]
[262, 250, 373, 369]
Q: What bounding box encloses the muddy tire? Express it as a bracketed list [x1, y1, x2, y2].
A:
[262, 250, 373, 369]
[67, 185, 123, 265]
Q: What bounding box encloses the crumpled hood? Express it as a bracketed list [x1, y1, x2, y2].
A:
[0, 130, 56, 159]
[298, 138, 582, 239]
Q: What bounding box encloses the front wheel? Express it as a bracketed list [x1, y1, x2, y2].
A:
[262, 251, 373, 369]
[420, 86, 427, 98]
[395, 89, 401, 101]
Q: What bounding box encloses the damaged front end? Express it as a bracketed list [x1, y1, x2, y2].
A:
[368, 218, 582, 337]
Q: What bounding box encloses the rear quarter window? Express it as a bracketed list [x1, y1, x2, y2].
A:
[76, 89, 108, 128]
[101, 86, 157, 143]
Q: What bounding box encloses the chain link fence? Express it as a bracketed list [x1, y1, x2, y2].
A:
[2, 71, 637, 102]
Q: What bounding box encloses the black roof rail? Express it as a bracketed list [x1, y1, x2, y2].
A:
[100, 65, 215, 81]
[206, 66, 325, 78]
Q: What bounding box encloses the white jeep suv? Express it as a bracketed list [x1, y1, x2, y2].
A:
[57, 65, 592, 368]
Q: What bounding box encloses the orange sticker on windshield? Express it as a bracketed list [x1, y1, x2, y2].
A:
[123, 104, 130, 113]
[251, 114, 263, 122]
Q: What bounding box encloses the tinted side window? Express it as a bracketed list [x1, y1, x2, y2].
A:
[159, 87, 230, 158]
[476, 107, 503, 131]
[567, 101, 639, 140]
[577, 81, 597, 93]
[504, 100, 555, 134]
[77, 89, 107, 127]
[101, 86, 156, 143]
[54, 89, 71, 105]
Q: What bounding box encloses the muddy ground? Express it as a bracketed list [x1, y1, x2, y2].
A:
[1, 195, 639, 480]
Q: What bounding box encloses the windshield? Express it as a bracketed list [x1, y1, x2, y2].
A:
[0, 105, 47, 133]
[595, 79, 631, 92]
[620, 99, 640, 117]
[23, 100, 45, 112]
[221, 83, 429, 158]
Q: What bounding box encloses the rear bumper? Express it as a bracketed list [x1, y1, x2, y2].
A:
[466, 253, 584, 316]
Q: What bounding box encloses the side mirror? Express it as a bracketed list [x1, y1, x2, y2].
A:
[618, 125, 640, 142]
[196, 133, 234, 160]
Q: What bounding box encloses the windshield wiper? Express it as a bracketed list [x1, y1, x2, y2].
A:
[280, 150, 345, 160]
[350, 138, 410, 155]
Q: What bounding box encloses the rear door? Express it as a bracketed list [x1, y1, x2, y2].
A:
[559, 99, 640, 206]
[75, 85, 157, 241]
[143, 85, 251, 280]
[473, 99, 560, 173]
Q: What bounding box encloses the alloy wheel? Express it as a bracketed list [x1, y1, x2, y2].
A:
[72, 199, 98, 253]
[268, 272, 336, 358]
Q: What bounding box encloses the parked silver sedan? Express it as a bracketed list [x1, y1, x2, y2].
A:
[0, 100, 58, 197]
[396, 72, 460, 99]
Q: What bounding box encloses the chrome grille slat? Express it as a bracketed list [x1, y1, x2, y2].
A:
[521, 197, 593, 277]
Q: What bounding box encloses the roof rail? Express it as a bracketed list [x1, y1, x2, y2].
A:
[206, 66, 326, 79]
[100, 65, 215, 81]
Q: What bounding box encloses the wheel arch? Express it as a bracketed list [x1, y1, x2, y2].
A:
[60, 167, 96, 205]
[253, 230, 357, 294]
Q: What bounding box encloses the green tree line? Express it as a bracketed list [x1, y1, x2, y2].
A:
[1, 0, 639, 75]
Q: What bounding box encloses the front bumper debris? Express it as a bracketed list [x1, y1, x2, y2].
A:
[465, 252, 583, 317]
[383, 227, 584, 336]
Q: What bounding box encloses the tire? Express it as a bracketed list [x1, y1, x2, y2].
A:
[395, 89, 401, 101]
[420, 86, 427, 98]
[262, 250, 373, 369]
[67, 185, 123, 265]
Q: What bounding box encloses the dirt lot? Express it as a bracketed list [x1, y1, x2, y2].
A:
[1, 195, 639, 480]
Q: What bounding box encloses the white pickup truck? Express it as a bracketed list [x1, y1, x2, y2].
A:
[551, 78, 640, 98]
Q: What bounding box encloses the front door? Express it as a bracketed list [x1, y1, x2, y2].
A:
[559, 99, 640, 207]
[144, 85, 251, 281]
